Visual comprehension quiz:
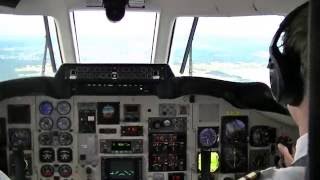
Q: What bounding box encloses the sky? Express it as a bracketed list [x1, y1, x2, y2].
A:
[0, 11, 284, 86]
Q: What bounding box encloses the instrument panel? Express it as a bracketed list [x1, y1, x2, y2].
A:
[0, 95, 298, 180]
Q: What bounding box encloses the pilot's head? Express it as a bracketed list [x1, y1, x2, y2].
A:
[268, 2, 309, 135]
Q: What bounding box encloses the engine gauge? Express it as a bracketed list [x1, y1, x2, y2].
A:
[58, 164, 72, 177]
[41, 165, 54, 177]
[198, 127, 219, 148]
[57, 117, 71, 130]
[39, 117, 53, 130]
[38, 132, 53, 146]
[57, 101, 71, 115]
[58, 132, 73, 146]
[39, 101, 54, 115]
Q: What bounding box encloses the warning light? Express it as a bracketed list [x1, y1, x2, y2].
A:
[198, 152, 219, 173]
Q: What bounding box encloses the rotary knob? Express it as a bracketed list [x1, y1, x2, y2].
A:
[153, 121, 161, 129]
[163, 119, 172, 127]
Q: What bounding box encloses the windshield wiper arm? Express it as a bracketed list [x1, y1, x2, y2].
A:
[180, 17, 199, 74]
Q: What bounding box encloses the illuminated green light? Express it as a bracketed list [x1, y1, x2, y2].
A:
[198, 152, 219, 173]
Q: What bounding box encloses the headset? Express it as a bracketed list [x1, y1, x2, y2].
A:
[268, 2, 308, 106]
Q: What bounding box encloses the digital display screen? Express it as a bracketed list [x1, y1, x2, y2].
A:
[124, 104, 140, 122]
[125, 105, 139, 112]
[101, 158, 142, 180]
[98, 102, 120, 124]
[198, 152, 220, 173]
[111, 141, 132, 151]
[110, 160, 135, 179]
[7, 105, 31, 124]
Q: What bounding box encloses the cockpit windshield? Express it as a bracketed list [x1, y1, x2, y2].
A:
[169, 16, 284, 86]
[73, 11, 157, 63]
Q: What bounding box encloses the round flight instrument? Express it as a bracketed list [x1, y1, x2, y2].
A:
[58, 164, 72, 177]
[39, 101, 54, 115]
[57, 148, 73, 162]
[57, 101, 71, 115]
[199, 127, 218, 148]
[39, 148, 55, 162]
[58, 132, 73, 146]
[38, 132, 53, 146]
[57, 117, 71, 130]
[39, 117, 53, 130]
[41, 165, 54, 177]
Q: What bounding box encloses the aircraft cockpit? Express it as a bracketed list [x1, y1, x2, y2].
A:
[0, 0, 309, 180]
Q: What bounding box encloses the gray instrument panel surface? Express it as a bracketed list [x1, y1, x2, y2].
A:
[0, 95, 298, 180]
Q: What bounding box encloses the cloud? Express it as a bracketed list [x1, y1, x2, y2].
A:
[0, 14, 45, 36]
[170, 60, 270, 86]
[15, 65, 42, 73]
[254, 51, 269, 59]
[206, 70, 249, 82]
[0, 50, 43, 61]
[15, 64, 55, 77]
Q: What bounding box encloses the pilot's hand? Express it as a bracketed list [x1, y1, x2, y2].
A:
[277, 143, 294, 167]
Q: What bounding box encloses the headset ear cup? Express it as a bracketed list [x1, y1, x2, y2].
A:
[269, 55, 303, 106]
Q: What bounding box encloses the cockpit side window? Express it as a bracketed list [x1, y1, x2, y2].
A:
[169, 16, 284, 86]
[0, 15, 61, 82]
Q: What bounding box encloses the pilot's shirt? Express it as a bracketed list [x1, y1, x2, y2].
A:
[260, 133, 308, 180]
[0, 171, 10, 180]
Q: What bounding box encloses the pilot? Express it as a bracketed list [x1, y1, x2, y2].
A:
[239, 2, 309, 180]
[0, 170, 10, 180]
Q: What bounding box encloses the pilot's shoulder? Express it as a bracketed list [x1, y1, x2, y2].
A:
[238, 166, 306, 180]
[0, 171, 10, 180]
[260, 166, 306, 180]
